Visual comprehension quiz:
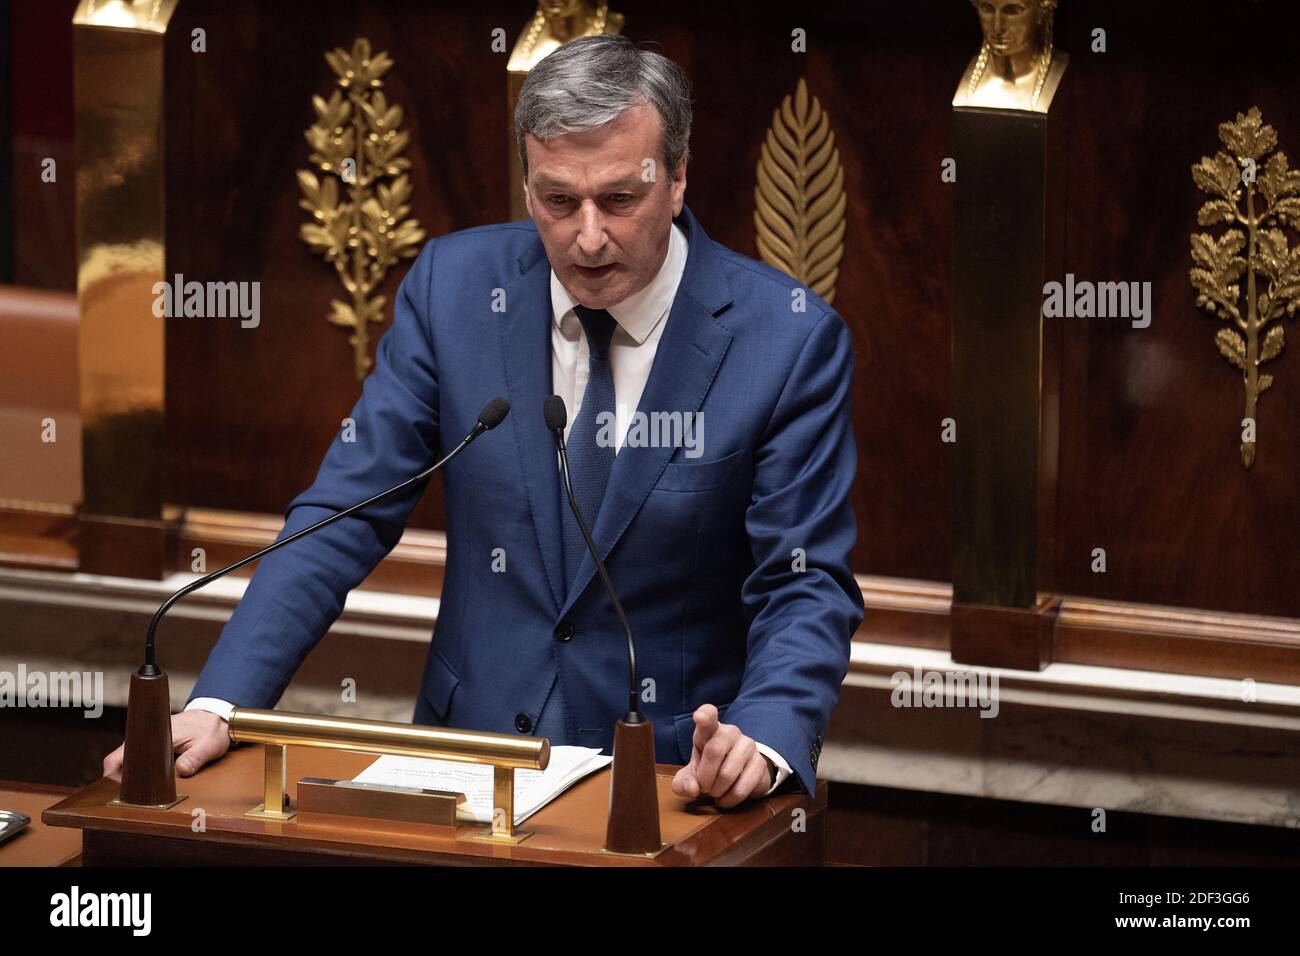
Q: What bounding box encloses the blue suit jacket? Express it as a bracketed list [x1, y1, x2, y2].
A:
[189, 204, 864, 795]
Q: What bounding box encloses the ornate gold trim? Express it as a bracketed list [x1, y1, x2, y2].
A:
[1190, 107, 1300, 468]
[298, 38, 425, 382]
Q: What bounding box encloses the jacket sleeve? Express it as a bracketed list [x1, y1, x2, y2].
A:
[187, 239, 441, 708]
[720, 307, 864, 795]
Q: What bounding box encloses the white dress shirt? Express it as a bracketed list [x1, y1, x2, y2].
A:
[189, 219, 792, 796]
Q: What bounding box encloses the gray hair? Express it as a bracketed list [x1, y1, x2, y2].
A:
[514, 34, 692, 181]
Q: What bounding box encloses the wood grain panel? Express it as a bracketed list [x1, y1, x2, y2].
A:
[142, 0, 1300, 620]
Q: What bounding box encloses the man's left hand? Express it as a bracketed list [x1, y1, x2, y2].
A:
[671, 704, 773, 807]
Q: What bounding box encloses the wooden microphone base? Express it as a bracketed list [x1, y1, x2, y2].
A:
[118, 668, 180, 808]
[604, 715, 665, 855]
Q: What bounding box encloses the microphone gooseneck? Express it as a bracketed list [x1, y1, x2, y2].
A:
[544, 395, 642, 722]
[141, 397, 511, 672]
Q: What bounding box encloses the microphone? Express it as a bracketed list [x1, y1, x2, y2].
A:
[118, 398, 511, 808]
[544, 395, 640, 721]
[545, 394, 662, 854]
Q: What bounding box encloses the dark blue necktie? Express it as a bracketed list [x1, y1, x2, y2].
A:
[560, 305, 618, 593]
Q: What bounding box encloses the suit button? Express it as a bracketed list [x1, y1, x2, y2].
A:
[515, 713, 532, 733]
[555, 620, 575, 642]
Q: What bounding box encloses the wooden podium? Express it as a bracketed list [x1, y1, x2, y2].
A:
[43, 745, 826, 866]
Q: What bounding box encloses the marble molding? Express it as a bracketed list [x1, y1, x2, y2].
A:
[823, 643, 1300, 830]
[3, 568, 1300, 829]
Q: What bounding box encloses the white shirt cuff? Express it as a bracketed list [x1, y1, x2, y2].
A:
[185, 697, 236, 722]
[754, 741, 792, 796]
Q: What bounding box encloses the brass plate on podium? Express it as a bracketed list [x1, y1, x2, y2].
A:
[296, 776, 462, 828]
[462, 827, 536, 846]
[245, 800, 296, 821]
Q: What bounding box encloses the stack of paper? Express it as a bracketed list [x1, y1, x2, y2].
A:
[350, 746, 613, 825]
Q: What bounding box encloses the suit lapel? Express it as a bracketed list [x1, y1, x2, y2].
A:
[499, 247, 567, 612]
[558, 205, 734, 617]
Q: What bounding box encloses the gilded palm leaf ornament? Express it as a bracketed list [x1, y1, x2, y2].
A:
[754, 78, 846, 305]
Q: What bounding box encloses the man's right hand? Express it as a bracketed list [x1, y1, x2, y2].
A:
[102, 709, 231, 782]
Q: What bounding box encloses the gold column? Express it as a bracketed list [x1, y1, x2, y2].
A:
[73, 0, 179, 577]
[949, 5, 1068, 670]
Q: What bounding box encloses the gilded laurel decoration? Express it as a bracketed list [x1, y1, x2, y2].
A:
[1190, 107, 1300, 468]
[754, 78, 846, 305]
[298, 38, 425, 382]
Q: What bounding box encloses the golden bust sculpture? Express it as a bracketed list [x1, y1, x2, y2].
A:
[952, 0, 1068, 113]
[507, 0, 625, 74]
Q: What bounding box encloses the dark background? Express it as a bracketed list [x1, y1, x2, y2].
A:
[5, 0, 1299, 615]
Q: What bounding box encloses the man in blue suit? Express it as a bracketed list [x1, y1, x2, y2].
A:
[105, 35, 863, 806]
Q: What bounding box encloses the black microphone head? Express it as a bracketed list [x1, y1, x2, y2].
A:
[478, 397, 510, 430]
[543, 394, 567, 433]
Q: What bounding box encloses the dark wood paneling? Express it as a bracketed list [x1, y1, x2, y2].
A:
[1051, 3, 1300, 617]
[153, 1, 1300, 620]
[0, 503, 78, 569]
[646, 4, 970, 582]
[0, 707, 126, 789]
[5, 0, 80, 289]
[157, 0, 971, 570]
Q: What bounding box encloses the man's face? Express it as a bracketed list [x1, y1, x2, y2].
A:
[975, 0, 1037, 57]
[523, 103, 687, 310]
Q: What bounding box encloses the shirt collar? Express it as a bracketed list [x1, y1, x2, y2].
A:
[549, 220, 689, 345]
